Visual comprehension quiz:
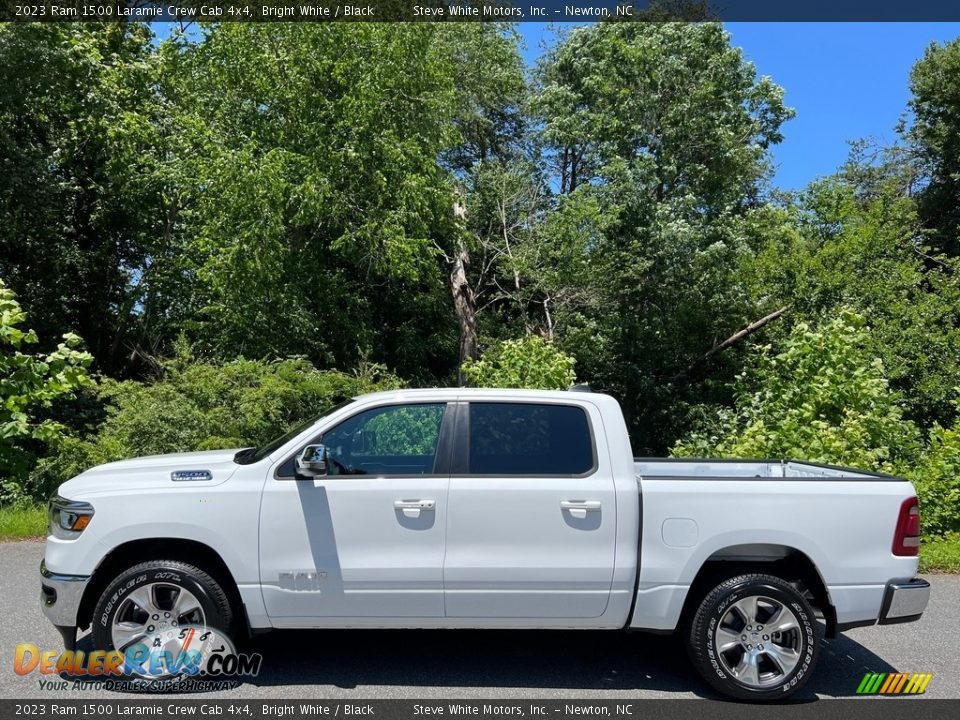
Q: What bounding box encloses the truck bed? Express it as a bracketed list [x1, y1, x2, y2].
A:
[629, 456, 916, 633]
[634, 458, 891, 479]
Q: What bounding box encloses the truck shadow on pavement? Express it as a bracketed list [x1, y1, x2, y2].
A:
[236, 624, 897, 700]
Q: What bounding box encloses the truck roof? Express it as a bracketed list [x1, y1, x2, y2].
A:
[353, 387, 605, 403]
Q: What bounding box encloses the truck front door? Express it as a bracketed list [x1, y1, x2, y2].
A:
[259, 401, 453, 623]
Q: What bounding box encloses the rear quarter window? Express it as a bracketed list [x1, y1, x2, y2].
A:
[468, 402, 595, 476]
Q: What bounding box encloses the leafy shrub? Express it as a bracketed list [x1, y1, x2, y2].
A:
[461, 336, 576, 390]
[670, 310, 960, 535]
[909, 413, 960, 536]
[1, 279, 93, 503]
[30, 354, 402, 499]
[673, 311, 919, 471]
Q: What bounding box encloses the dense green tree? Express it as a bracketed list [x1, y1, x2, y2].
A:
[437, 24, 531, 378]
[905, 37, 960, 257]
[163, 24, 461, 377]
[740, 172, 960, 428]
[441, 24, 527, 173]
[532, 22, 793, 451]
[0, 24, 166, 375]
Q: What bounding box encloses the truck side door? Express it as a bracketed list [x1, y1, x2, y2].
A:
[259, 401, 453, 623]
[443, 400, 617, 619]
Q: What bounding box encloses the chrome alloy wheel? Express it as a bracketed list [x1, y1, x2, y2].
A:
[714, 594, 803, 688]
[110, 582, 206, 652]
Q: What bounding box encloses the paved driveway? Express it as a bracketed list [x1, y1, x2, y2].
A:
[2, 540, 956, 699]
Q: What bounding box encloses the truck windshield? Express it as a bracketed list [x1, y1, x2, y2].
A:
[233, 399, 355, 465]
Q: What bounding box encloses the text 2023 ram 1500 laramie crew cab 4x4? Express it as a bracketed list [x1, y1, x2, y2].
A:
[41, 389, 930, 700]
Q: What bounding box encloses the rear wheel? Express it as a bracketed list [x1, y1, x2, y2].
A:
[687, 573, 819, 701]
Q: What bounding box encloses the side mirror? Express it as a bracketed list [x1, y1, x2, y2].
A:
[297, 444, 328, 477]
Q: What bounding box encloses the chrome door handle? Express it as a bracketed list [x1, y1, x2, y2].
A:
[560, 500, 601, 519]
[394, 499, 435, 519]
[394, 500, 435, 510]
[560, 500, 601, 511]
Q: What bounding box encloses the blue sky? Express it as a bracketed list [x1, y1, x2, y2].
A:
[518, 22, 960, 190]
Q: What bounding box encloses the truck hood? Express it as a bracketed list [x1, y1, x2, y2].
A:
[58, 448, 244, 499]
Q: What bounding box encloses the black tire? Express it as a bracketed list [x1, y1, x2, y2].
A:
[92, 560, 235, 675]
[687, 573, 819, 702]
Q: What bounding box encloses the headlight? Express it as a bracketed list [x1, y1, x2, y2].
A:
[48, 496, 94, 540]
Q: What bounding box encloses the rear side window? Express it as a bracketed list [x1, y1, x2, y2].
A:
[468, 403, 594, 476]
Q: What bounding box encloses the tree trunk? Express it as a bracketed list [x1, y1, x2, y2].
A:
[451, 192, 478, 386]
[543, 296, 555, 342]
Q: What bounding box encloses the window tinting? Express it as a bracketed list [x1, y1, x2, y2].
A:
[320, 403, 446, 476]
[468, 403, 593, 475]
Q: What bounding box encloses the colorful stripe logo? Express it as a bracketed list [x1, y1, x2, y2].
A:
[856, 672, 933, 695]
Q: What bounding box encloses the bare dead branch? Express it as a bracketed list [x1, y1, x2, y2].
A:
[675, 306, 790, 383]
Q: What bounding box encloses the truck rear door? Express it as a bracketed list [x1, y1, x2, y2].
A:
[443, 399, 617, 619]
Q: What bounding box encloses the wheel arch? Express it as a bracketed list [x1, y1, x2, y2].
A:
[77, 538, 244, 634]
[679, 543, 836, 638]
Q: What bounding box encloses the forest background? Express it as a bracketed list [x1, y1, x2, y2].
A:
[2, 20, 959, 566]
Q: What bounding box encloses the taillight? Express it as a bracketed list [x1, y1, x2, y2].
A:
[892, 497, 921, 556]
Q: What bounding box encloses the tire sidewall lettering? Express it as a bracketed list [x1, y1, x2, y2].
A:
[96, 569, 206, 640]
[99, 573, 148, 628]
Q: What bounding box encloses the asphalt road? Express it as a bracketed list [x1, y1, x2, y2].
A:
[2, 540, 957, 700]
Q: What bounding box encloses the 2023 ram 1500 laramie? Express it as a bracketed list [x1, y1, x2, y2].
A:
[41, 388, 930, 700]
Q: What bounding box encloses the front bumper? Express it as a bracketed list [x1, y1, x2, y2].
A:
[40, 559, 90, 629]
[879, 577, 930, 624]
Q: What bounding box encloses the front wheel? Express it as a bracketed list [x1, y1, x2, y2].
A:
[687, 573, 819, 701]
[91, 560, 235, 679]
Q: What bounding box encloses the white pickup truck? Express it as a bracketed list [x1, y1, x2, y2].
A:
[41, 388, 929, 700]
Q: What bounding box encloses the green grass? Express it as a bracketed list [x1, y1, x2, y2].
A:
[0, 504, 46, 540]
[919, 534, 960, 573]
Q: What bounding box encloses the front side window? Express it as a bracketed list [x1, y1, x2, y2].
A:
[468, 403, 594, 475]
[321, 403, 446, 476]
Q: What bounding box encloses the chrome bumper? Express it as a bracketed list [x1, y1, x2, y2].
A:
[40, 559, 90, 628]
[879, 577, 930, 624]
